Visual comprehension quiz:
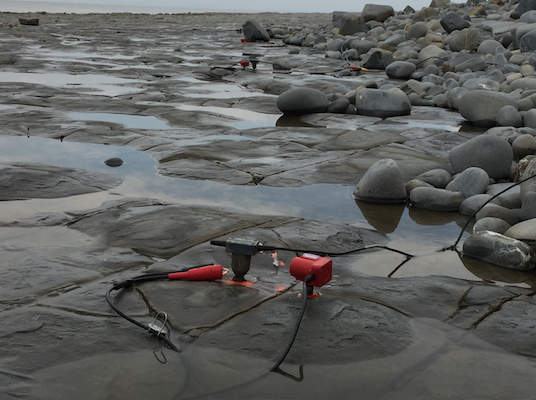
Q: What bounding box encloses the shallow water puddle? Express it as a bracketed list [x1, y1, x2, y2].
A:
[69, 112, 172, 130]
[177, 54, 211, 61]
[24, 47, 139, 61]
[175, 104, 281, 129]
[0, 135, 515, 285]
[0, 72, 144, 96]
[405, 122, 462, 132]
[182, 82, 275, 99]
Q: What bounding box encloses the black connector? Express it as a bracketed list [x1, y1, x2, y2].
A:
[304, 273, 316, 297]
[304, 273, 316, 284]
[210, 238, 271, 255]
[225, 238, 260, 255]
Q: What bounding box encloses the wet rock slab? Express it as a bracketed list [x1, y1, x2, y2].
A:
[0, 162, 122, 200]
[1, 196, 536, 399]
[194, 294, 416, 364]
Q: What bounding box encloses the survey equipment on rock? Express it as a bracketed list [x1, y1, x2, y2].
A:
[106, 237, 412, 385]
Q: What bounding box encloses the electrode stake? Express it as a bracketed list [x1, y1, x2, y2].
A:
[231, 253, 252, 282]
[218, 238, 260, 281]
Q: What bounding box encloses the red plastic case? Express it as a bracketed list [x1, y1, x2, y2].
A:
[289, 254, 332, 287]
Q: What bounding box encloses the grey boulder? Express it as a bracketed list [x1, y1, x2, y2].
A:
[458, 90, 518, 128]
[362, 49, 394, 70]
[346, 39, 376, 55]
[440, 12, 470, 34]
[242, 19, 270, 42]
[409, 187, 465, 211]
[511, 0, 536, 19]
[449, 27, 487, 52]
[520, 29, 536, 52]
[512, 133, 536, 160]
[418, 44, 447, 68]
[449, 135, 513, 180]
[327, 38, 345, 52]
[520, 157, 536, 198]
[497, 105, 523, 128]
[445, 167, 489, 198]
[505, 218, 536, 246]
[414, 168, 452, 188]
[459, 194, 499, 216]
[406, 22, 429, 40]
[361, 4, 394, 22]
[463, 230, 535, 270]
[520, 10, 536, 23]
[447, 87, 469, 110]
[405, 179, 434, 195]
[476, 204, 520, 226]
[327, 96, 351, 114]
[520, 191, 536, 220]
[385, 61, 417, 79]
[473, 217, 511, 234]
[353, 158, 407, 203]
[487, 183, 521, 209]
[455, 57, 487, 73]
[337, 16, 369, 35]
[276, 87, 329, 115]
[524, 109, 536, 129]
[511, 78, 536, 91]
[477, 39, 504, 55]
[355, 88, 411, 118]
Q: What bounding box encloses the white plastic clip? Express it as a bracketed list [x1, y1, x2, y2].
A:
[148, 311, 168, 337]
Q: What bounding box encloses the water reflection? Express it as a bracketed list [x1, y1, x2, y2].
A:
[0, 135, 527, 285]
[0, 72, 143, 96]
[182, 83, 274, 99]
[276, 115, 316, 128]
[354, 200, 405, 234]
[461, 254, 536, 289]
[175, 104, 281, 130]
[405, 122, 461, 132]
[0, 136, 362, 224]
[69, 112, 172, 130]
[408, 207, 468, 228]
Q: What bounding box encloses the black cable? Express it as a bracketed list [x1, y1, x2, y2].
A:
[268, 244, 413, 258]
[210, 240, 413, 258]
[106, 284, 181, 352]
[172, 275, 315, 400]
[106, 285, 150, 331]
[105, 264, 213, 352]
[442, 172, 536, 252]
[270, 273, 314, 372]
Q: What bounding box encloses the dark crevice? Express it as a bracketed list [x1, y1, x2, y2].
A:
[470, 293, 530, 330]
[445, 286, 473, 321]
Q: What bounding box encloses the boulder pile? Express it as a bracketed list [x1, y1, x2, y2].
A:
[256, 0, 536, 271]
[353, 127, 536, 270]
[267, 0, 536, 127]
